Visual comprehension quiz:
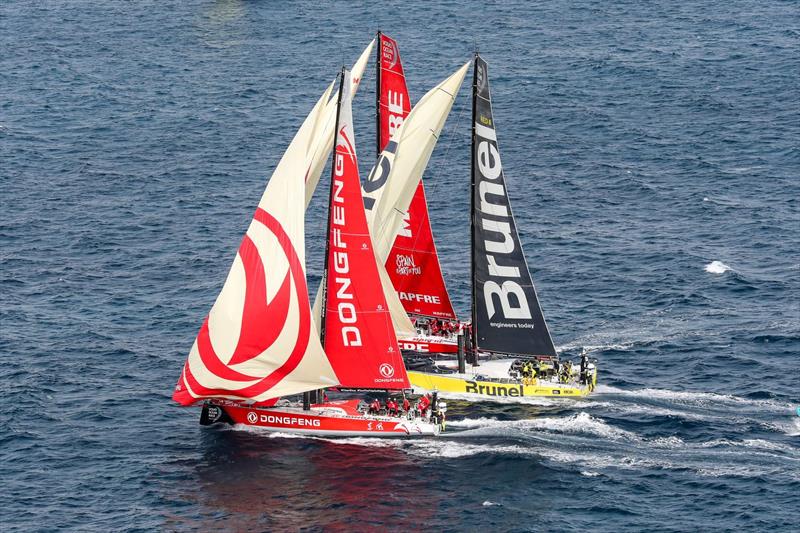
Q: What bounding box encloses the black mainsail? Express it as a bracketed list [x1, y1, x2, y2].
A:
[470, 54, 557, 358]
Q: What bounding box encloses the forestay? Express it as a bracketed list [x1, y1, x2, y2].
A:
[471, 55, 557, 357]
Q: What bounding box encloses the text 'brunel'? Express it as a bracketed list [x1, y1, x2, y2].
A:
[474, 120, 532, 321]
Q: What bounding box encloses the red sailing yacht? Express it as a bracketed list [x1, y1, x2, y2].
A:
[173, 60, 445, 437]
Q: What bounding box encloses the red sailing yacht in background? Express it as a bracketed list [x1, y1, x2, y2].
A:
[375, 32, 462, 354]
[174, 63, 445, 437]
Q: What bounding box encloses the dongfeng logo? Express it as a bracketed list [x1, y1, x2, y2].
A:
[247, 411, 258, 424]
[379, 363, 395, 378]
[477, 64, 486, 93]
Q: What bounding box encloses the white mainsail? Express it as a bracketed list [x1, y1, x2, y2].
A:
[303, 39, 375, 206]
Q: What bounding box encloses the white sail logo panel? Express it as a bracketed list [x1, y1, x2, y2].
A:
[174, 71, 342, 406]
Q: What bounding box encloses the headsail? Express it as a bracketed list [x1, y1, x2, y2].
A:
[321, 70, 409, 390]
[303, 39, 375, 207]
[173, 73, 342, 406]
[363, 60, 471, 262]
[377, 33, 457, 320]
[471, 55, 557, 357]
[362, 60, 470, 334]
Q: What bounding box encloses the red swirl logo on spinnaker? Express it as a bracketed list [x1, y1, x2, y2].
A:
[175, 208, 313, 404]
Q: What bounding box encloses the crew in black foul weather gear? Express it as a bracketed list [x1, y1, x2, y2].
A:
[580, 354, 589, 384]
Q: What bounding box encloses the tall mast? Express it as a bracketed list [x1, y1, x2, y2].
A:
[470, 52, 479, 352]
[375, 31, 382, 158]
[319, 68, 347, 348]
[309, 68, 347, 408]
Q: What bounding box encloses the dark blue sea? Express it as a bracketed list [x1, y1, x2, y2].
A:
[2, 1, 799, 531]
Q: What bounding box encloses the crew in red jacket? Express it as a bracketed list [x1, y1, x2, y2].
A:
[402, 396, 411, 413]
[368, 398, 381, 415]
[417, 394, 431, 417]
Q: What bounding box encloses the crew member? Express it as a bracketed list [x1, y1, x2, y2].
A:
[527, 364, 537, 386]
[580, 354, 588, 384]
[561, 361, 572, 383]
[402, 395, 410, 414]
[418, 393, 431, 417]
[387, 398, 398, 416]
[369, 398, 380, 415]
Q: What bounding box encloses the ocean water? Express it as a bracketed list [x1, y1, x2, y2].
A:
[2, 1, 799, 531]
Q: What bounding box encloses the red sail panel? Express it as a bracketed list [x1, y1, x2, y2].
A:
[323, 89, 410, 390]
[377, 34, 412, 151]
[378, 33, 457, 320]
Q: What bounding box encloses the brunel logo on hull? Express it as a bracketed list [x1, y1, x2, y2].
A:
[463, 381, 577, 397]
[465, 381, 524, 397]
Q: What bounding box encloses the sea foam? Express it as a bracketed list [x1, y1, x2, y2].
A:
[705, 260, 731, 274]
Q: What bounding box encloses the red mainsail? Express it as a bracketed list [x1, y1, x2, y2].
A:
[322, 70, 410, 389]
[377, 33, 457, 320]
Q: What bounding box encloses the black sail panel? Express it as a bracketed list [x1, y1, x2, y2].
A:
[471, 55, 557, 357]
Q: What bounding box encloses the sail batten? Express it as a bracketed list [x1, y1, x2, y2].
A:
[470, 55, 557, 358]
[377, 33, 458, 320]
[321, 70, 410, 390]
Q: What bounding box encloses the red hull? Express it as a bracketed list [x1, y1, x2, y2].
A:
[203, 400, 440, 437]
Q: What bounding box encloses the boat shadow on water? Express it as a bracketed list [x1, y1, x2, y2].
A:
[177, 427, 443, 530]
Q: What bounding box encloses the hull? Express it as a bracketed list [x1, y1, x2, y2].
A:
[398, 334, 457, 354]
[202, 399, 441, 437]
[408, 370, 597, 400]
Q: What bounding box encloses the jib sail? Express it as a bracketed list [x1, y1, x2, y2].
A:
[470, 55, 557, 357]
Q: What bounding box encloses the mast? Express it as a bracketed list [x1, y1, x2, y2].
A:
[470, 52, 479, 352]
[319, 68, 347, 348]
[375, 31, 382, 158]
[310, 68, 347, 408]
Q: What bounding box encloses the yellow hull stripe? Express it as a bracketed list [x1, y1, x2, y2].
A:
[407, 371, 596, 398]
